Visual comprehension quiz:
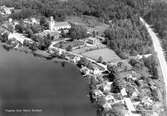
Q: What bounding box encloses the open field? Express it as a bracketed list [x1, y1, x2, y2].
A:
[81, 48, 121, 62]
[66, 16, 109, 34]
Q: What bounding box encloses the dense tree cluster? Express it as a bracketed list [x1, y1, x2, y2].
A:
[1, 0, 150, 21]
[0, 14, 5, 24]
[144, 1, 167, 59]
[39, 16, 49, 30]
[77, 57, 94, 69]
[104, 19, 152, 58]
[10, 8, 36, 20]
[0, 32, 8, 43]
[1, 0, 153, 58]
[15, 23, 42, 38]
[68, 24, 88, 40]
[31, 34, 52, 50]
[143, 55, 158, 79]
[3, 0, 70, 21]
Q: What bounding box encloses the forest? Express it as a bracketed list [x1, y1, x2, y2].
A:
[0, 0, 153, 58]
[104, 18, 152, 58]
[1, 0, 151, 21]
[144, 1, 167, 59]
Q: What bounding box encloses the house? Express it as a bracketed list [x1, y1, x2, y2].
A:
[104, 93, 124, 105]
[58, 49, 65, 55]
[141, 96, 153, 107]
[102, 81, 113, 93]
[80, 66, 91, 76]
[8, 33, 33, 45]
[23, 18, 40, 25]
[93, 67, 101, 75]
[85, 37, 99, 46]
[136, 54, 152, 60]
[49, 16, 71, 32]
[121, 88, 127, 97]
[126, 74, 136, 81]
[31, 18, 40, 25]
[0, 5, 14, 15]
[124, 98, 136, 112]
[72, 56, 81, 64]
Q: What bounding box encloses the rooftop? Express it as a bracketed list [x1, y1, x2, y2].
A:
[36, 30, 59, 37]
[8, 33, 32, 44]
[54, 22, 70, 27]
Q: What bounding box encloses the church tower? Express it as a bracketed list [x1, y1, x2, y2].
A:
[49, 16, 55, 31]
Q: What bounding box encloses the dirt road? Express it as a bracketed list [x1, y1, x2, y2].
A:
[140, 17, 167, 108]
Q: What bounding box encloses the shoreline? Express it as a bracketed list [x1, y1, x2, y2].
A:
[0, 35, 165, 116]
[0, 43, 97, 116]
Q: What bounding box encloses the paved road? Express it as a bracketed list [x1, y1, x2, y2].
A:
[140, 17, 167, 107]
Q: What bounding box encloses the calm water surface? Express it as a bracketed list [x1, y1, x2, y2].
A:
[0, 45, 96, 116]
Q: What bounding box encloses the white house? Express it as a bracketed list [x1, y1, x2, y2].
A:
[124, 98, 136, 112]
[102, 81, 113, 93]
[121, 88, 127, 97]
[0, 5, 14, 15]
[31, 18, 40, 25]
[93, 89, 104, 98]
[72, 56, 81, 64]
[80, 66, 91, 76]
[49, 16, 71, 32]
[8, 33, 33, 45]
[23, 18, 40, 25]
[93, 67, 101, 75]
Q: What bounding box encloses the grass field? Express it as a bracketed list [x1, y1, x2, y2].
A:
[82, 48, 121, 62]
[66, 16, 109, 34]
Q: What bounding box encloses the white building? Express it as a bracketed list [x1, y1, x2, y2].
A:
[121, 88, 127, 97]
[49, 16, 71, 32]
[0, 5, 14, 15]
[8, 33, 33, 45]
[93, 67, 101, 75]
[93, 89, 104, 98]
[136, 54, 152, 60]
[80, 66, 91, 76]
[124, 98, 136, 112]
[23, 18, 40, 25]
[72, 56, 81, 64]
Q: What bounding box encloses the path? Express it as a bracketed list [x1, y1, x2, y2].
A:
[140, 17, 167, 107]
[49, 43, 107, 71]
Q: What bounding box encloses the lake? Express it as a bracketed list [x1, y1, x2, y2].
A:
[0, 45, 96, 116]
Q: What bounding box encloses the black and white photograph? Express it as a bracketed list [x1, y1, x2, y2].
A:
[0, 0, 166, 116]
